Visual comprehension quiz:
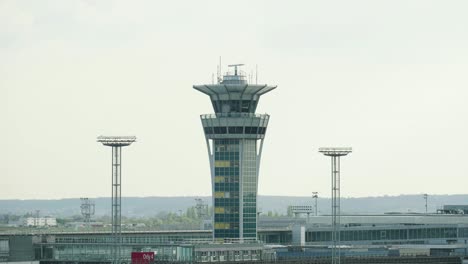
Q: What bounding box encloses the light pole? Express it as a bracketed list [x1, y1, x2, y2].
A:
[319, 147, 352, 264]
[423, 194, 428, 214]
[312, 192, 318, 216]
[97, 136, 136, 264]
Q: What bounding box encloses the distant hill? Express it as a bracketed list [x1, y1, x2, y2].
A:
[0, 194, 467, 217]
[258, 194, 468, 215]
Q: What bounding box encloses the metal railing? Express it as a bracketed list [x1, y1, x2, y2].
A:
[201, 113, 269, 119]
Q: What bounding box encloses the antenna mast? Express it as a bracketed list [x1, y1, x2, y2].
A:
[217, 56, 222, 83]
[256, 64, 258, 84]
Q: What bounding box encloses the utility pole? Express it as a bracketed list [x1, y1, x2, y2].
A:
[312, 192, 319, 216]
[423, 194, 428, 214]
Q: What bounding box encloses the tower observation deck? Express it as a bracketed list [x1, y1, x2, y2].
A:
[194, 64, 277, 240]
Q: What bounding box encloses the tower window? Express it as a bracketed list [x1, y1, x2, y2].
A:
[214, 127, 227, 134]
[228, 127, 243, 134]
[245, 127, 258, 134]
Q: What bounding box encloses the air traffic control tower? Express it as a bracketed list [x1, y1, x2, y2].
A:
[194, 64, 277, 240]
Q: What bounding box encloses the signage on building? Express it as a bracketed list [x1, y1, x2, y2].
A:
[131, 252, 154, 264]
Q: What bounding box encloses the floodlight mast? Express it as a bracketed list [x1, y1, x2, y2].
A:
[97, 136, 136, 264]
[319, 147, 352, 264]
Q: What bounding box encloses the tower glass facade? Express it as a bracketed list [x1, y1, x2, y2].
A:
[241, 139, 257, 238]
[194, 66, 277, 240]
[214, 139, 240, 238]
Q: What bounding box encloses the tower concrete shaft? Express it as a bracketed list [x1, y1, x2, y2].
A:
[194, 65, 276, 241]
[319, 148, 352, 264]
[97, 136, 135, 264]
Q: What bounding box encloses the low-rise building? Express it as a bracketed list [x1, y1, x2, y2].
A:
[24, 217, 57, 227]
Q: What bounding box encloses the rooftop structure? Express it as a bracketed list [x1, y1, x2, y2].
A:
[194, 64, 277, 241]
[23, 217, 57, 227]
[80, 198, 95, 228]
[439, 205, 468, 215]
[289, 205, 315, 217]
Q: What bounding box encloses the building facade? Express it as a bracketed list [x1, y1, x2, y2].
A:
[24, 217, 57, 227]
[194, 65, 276, 240]
[1, 221, 468, 263]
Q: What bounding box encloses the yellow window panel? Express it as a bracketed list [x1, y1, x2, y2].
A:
[214, 223, 230, 229]
[214, 207, 225, 213]
[214, 161, 231, 167]
[214, 176, 224, 183]
[215, 223, 227, 229]
[214, 192, 225, 198]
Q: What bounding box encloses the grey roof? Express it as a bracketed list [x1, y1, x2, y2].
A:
[193, 84, 277, 98]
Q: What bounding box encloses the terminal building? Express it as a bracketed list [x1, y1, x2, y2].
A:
[24, 217, 57, 227]
[1, 213, 468, 263]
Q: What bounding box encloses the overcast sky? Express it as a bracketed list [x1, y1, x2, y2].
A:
[2, 0, 468, 199]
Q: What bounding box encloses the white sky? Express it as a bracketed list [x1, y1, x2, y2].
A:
[2, 0, 468, 199]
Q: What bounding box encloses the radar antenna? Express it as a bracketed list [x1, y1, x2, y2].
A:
[228, 64, 245, 76]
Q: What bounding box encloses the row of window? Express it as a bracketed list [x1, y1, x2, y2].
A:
[215, 217, 240, 223]
[307, 227, 459, 242]
[243, 232, 257, 238]
[211, 100, 258, 114]
[243, 213, 257, 219]
[214, 206, 239, 214]
[215, 182, 240, 187]
[243, 223, 257, 229]
[205, 126, 267, 135]
[215, 152, 240, 161]
[215, 183, 240, 191]
[215, 160, 240, 168]
[215, 168, 240, 176]
[243, 198, 257, 203]
[215, 139, 240, 148]
[55, 234, 211, 244]
[196, 250, 262, 257]
[215, 198, 240, 206]
[459, 228, 468, 237]
[243, 208, 257, 214]
[214, 191, 239, 198]
[214, 231, 240, 238]
[215, 176, 239, 183]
